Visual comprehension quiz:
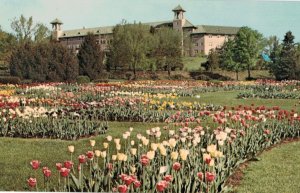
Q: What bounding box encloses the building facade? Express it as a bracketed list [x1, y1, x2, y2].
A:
[51, 5, 239, 56]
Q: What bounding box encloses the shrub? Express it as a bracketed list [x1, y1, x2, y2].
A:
[76, 76, 90, 84]
[125, 72, 134, 80]
[171, 74, 185, 80]
[0, 76, 21, 84]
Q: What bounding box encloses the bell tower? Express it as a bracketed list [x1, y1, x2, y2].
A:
[50, 18, 63, 41]
[172, 5, 186, 32]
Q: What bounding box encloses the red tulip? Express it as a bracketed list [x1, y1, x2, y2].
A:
[205, 158, 211, 165]
[163, 175, 173, 182]
[140, 154, 149, 166]
[64, 160, 73, 169]
[107, 163, 113, 171]
[264, 129, 271, 135]
[134, 180, 141, 188]
[119, 174, 127, 181]
[27, 177, 37, 188]
[59, 167, 70, 177]
[56, 163, 62, 170]
[172, 162, 181, 171]
[205, 172, 215, 183]
[197, 172, 203, 181]
[156, 180, 168, 192]
[43, 168, 51, 178]
[30, 160, 40, 170]
[118, 185, 128, 193]
[124, 176, 134, 185]
[78, 155, 86, 163]
[86, 151, 94, 159]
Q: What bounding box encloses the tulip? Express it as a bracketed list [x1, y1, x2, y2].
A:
[107, 163, 113, 171]
[64, 160, 73, 169]
[130, 148, 137, 155]
[68, 145, 74, 153]
[90, 140, 96, 147]
[171, 151, 178, 160]
[140, 154, 149, 166]
[124, 176, 134, 185]
[169, 138, 177, 148]
[206, 172, 215, 183]
[60, 167, 70, 177]
[94, 150, 101, 157]
[118, 185, 128, 193]
[163, 175, 173, 182]
[27, 177, 37, 188]
[56, 163, 62, 170]
[150, 143, 158, 151]
[112, 155, 117, 161]
[43, 168, 51, 178]
[197, 172, 203, 181]
[172, 162, 181, 171]
[30, 160, 40, 170]
[86, 151, 94, 159]
[156, 180, 168, 192]
[147, 151, 155, 160]
[103, 142, 109, 149]
[179, 149, 189, 160]
[134, 180, 141, 188]
[78, 155, 86, 163]
[114, 138, 120, 144]
[106, 136, 112, 141]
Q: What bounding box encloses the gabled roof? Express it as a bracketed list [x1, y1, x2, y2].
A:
[60, 21, 174, 38]
[172, 5, 186, 12]
[183, 19, 196, 28]
[61, 26, 114, 38]
[192, 25, 240, 35]
[50, 18, 63, 24]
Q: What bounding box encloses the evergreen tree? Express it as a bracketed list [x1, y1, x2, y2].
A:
[77, 33, 104, 80]
[275, 31, 296, 80]
[206, 49, 220, 72]
[268, 36, 281, 75]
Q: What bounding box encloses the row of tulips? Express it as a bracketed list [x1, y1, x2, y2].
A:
[26, 105, 300, 192]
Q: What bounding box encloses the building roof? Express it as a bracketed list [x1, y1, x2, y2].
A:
[192, 25, 240, 35]
[60, 21, 174, 38]
[50, 18, 63, 24]
[183, 19, 196, 28]
[172, 5, 186, 12]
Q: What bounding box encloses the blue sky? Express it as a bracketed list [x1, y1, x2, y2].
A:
[1, 0, 300, 41]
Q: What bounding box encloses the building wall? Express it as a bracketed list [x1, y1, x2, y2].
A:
[203, 34, 234, 55]
[59, 34, 113, 54]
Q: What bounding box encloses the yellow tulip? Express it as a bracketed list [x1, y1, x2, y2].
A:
[90, 140, 96, 147]
[171, 151, 178, 160]
[68, 145, 74, 153]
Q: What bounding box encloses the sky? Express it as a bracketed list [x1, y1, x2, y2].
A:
[1, 0, 300, 42]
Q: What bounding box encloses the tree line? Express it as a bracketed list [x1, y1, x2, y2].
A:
[1, 15, 300, 82]
[205, 27, 300, 80]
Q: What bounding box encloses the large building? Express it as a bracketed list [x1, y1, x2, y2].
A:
[51, 5, 239, 56]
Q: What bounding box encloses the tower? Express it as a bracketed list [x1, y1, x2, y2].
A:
[172, 5, 185, 55]
[172, 5, 186, 32]
[50, 18, 63, 41]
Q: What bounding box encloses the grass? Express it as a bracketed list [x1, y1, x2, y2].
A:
[0, 90, 299, 190]
[0, 122, 165, 191]
[180, 91, 300, 111]
[182, 56, 207, 71]
[236, 140, 300, 193]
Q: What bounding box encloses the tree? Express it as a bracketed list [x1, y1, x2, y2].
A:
[77, 33, 104, 80]
[11, 15, 50, 44]
[152, 27, 182, 77]
[268, 36, 281, 75]
[234, 27, 264, 79]
[108, 23, 151, 79]
[274, 31, 296, 80]
[10, 42, 78, 82]
[0, 26, 17, 62]
[219, 39, 246, 80]
[205, 49, 220, 71]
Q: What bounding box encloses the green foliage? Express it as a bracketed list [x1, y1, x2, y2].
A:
[274, 31, 297, 80]
[77, 33, 104, 80]
[10, 15, 50, 44]
[108, 23, 152, 79]
[10, 42, 79, 82]
[0, 76, 21, 84]
[76, 75, 90, 84]
[0, 27, 17, 62]
[152, 27, 183, 77]
[204, 49, 220, 71]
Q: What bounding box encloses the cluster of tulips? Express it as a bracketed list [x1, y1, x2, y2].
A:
[26, 104, 300, 192]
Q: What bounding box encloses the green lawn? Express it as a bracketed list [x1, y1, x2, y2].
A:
[0, 90, 299, 190]
[182, 56, 207, 71]
[0, 122, 165, 191]
[180, 91, 300, 111]
[236, 140, 300, 193]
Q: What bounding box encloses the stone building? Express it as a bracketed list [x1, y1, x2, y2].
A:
[51, 5, 239, 56]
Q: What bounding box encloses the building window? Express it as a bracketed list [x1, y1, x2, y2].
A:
[217, 35, 220, 38]
[209, 35, 212, 38]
